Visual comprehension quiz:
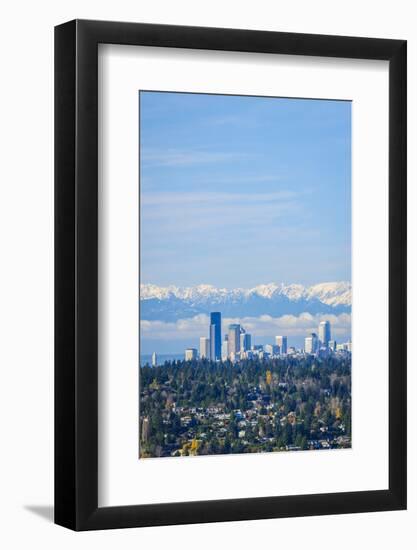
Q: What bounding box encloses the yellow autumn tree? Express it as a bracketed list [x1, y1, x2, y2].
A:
[181, 442, 190, 456]
[190, 438, 199, 455]
[266, 370, 272, 386]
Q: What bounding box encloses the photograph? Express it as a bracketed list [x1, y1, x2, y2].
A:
[139, 91, 352, 459]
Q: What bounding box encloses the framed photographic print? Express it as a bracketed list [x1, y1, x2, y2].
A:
[55, 20, 407, 530]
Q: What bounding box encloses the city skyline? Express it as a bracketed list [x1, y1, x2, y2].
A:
[146, 310, 351, 366]
[140, 279, 351, 354]
[140, 307, 351, 355]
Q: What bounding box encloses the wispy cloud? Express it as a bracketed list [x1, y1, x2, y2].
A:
[141, 148, 248, 167]
[141, 190, 297, 207]
[204, 114, 261, 129]
[140, 190, 304, 237]
[203, 174, 283, 185]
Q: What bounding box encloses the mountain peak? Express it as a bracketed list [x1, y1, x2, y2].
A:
[139, 282, 351, 322]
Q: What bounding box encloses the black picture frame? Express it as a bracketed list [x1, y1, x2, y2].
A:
[55, 19, 407, 531]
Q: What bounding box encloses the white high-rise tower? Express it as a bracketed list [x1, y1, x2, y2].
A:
[199, 337, 210, 359]
[228, 324, 241, 357]
[305, 333, 318, 354]
[318, 320, 331, 347]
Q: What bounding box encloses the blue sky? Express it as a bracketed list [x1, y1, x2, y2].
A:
[140, 91, 351, 288]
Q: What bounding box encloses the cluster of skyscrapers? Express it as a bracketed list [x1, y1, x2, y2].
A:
[193, 312, 258, 362]
[304, 320, 352, 354]
[305, 320, 331, 354]
[181, 312, 351, 363]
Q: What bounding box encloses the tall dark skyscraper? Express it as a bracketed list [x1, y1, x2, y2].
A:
[210, 312, 222, 360]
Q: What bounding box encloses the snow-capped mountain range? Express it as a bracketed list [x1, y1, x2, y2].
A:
[140, 282, 351, 321]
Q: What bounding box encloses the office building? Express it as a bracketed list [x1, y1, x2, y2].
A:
[185, 348, 197, 361]
[265, 344, 279, 356]
[275, 335, 287, 354]
[319, 320, 331, 347]
[229, 351, 240, 363]
[328, 340, 336, 351]
[151, 352, 157, 367]
[228, 324, 241, 356]
[221, 340, 229, 361]
[199, 337, 210, 359]
[210, 312, 222, 361]
[305, 333, 318, 354]
[240, 332, 251, 352]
